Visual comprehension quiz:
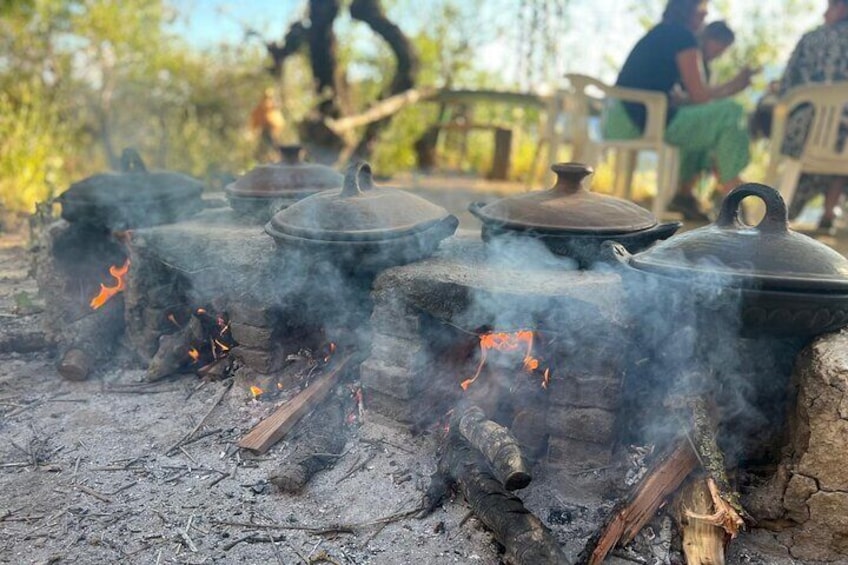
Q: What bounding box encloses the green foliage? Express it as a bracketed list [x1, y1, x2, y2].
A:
[0, 82, 70, 212]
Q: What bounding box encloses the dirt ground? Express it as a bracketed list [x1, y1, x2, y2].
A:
[0, 177, 837, 564]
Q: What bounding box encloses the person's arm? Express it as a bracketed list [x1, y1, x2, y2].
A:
[678, 48, 757, 102]
[676, 48, 712, 103]
[710, 66, 760, 98]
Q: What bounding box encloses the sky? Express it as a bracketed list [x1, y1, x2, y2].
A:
[166, 0, 823, 90]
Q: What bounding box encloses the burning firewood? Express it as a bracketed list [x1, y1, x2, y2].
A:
[146, 314, 204, 381]
[57, 298, 125, 381]
[457, 404, 532, 490]
[237, 354, 352, 454]
[581, 396, 748, 565]
[423, 429, 568, 565]
[673, 477, 728, 565]
[269, 394, 347, 494]
[676, 397, 747, 537]
[578, 439, 699, 565]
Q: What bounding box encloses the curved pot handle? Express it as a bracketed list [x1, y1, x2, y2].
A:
[467, 201, 487, 220]
[341, 161, 375, 197]
[716, 183, 788, 233]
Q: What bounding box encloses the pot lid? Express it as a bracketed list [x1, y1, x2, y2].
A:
[59, 148, 204, 206]
[266, 161, 455, 242]
[471, 163, 657, 234]
[628, 183, 848, 292]
[225, 145, 344, 199]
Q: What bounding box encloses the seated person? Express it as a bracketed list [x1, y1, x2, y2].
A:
[777, 0, 848, 231]
[674, 20, 738, 214]
[602, 0, 757, 221]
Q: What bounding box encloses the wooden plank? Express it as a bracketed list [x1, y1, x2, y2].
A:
[580, 439, 699, 565]
[237, 355, 352, 454]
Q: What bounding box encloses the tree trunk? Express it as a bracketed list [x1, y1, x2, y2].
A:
[348, 0, 419, 160]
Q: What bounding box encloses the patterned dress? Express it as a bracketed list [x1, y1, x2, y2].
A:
[778, 19, 848, 218]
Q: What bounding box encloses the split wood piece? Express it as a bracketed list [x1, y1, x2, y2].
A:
[681, 397, 747, 537]
[673, 477, 728, 565]
[237, 355, 352, 454]
[579, 439, 699, 565]
[57, 299, 125, 381]
[457, 404, 532, 490]
[433, 431, 568, 565]
[146, 315, 204, 382]
[269, 394, 347, 494]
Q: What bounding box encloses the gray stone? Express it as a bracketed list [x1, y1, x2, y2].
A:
[372, 236, 626, 332]
[783, 473, 817, 524]
[360, 359, 421, 400]
[364, 388, 418, 424]
[369, 295, 422, 340]
[231, 345, 282, 374]
[548, 373, 622, 410]
[792, 330, 848, 492]
[230, 322, 275, 349]
[547, 437, 612, 469]
[369, 333, 423, 369]
[547, 406, 616, 444]
[789, 491, 848, 562]
[228, 301, 279, 327]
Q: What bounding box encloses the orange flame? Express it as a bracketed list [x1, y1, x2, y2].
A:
[250, 385, 263, 398]
[90, 259, 131, 309]
[188, 347, 200, 362]
[461, 330, 545, 391]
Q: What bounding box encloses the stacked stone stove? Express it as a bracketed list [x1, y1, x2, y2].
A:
[124, 207, 374, 375]
[360, 235, 629, 472]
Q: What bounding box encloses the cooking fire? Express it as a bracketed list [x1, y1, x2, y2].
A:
[16, 157, 848, 565]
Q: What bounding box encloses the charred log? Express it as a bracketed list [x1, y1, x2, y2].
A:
[676, 396, 747, 536]
[457, 404, 532, 490]
[428, 431, 568, 565]
[145, 315, 204, 382]
[579, 439, 699, 565]
[57, 298, 125, 381]
[269, 394, 347, 494]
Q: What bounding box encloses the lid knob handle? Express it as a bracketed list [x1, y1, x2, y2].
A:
[550, 162, 593, 194]
[716, 183, 788, 233]
[120, 148, 147, 174]
[278, 145, 305, 164]
[341, 161, 375, 197]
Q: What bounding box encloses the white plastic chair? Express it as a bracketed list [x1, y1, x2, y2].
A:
[765, 82, 848, 207]
[565, 73, 680, 217]
[527, 89, 585, 185]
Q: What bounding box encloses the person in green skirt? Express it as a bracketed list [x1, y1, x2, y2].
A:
[602, 0, 757, 220]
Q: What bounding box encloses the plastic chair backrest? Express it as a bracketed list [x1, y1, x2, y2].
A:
[565, 73, 669, 144]
[769, 83, 848, 167]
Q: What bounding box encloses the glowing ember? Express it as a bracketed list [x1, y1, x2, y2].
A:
[89, 259, 131, 309]
[250, 385, 263, 398]
[461, 330, 546, 391]
[188, 347, 200, 362]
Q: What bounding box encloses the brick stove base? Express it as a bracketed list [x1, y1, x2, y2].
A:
[125, 207, 374, 374]
[361, 234, 628, 471]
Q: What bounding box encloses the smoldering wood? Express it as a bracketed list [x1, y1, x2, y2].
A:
[673, 477, 728, 565]
[579, 439, 700, 565]
[57, 298, 125, 381]
[237, 355, 352, 454]
[145, 315, 204, 382]
[677, 396, 747, 535]
[429, 431, 568, 565]
[457, 404, 532, 491]
[269, 394, 347, 494]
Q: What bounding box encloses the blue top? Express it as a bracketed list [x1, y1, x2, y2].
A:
[615, 22, 698, 130]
